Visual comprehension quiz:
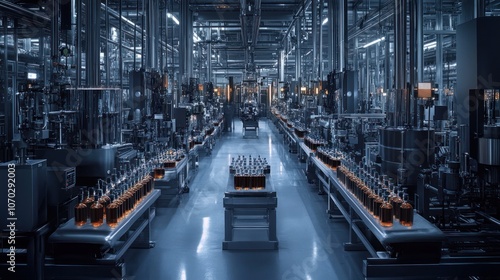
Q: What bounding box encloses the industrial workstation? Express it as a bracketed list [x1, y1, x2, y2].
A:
[1, 0, 499, 279]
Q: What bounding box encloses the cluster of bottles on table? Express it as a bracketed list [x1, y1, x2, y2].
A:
[74, 166, 154, 228]
[336, 159, 414, 227]
[230, 155, 270, 190]
[293, 122, 306, 138]
[317, 147, 341, 170]
[153, 148, 186, 178]
[304, 134, 328, 151]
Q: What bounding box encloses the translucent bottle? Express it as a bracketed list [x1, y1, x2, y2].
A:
[74, 192, 88, 226]
[379, 194, 394, 227]
[399, 193, 414, 227]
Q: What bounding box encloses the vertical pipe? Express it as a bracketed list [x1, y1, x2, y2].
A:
[105, 0, 110, 86]
[3, 17, 12, 149]
[384, 35, 391, 91]
[146, 0, 159, 69]
[86, 0, 100, 87]
[410, 0, 417, 125]
[339, 0, 347, 71]
[207, 29, 212, 82]
[476, 0, 485, 18]
[119, 0, 123, 89]
[312, 0, 318, 79]
[51, 0, 60, 85]
[394, 0, 407, 126]
[416, 0, 423, 126]
[436, 0, 443, 104]
[295, 21, 302, 100]
[319, 0, 324, 81]
[279, 50, 285, 82]
[180, 0, 193, 80]
[417, 0, 423, 83]
[327, 0, 335, 72]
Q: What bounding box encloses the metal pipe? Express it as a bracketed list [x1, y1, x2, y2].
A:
[339, 0, 347, 71]
[251, 0, 261, 48]
[86, 0, 100, 87]
[312, 0, 318, 79]
[280, 0, 312, 46]
[105, 0, 110, 87]
[240, 0, 248, 48]
[476, 0, 485, 18]
[327, 0, 335, 72]
[51, 0, 60, 85]
[436, 0, 443, 104]
[119, 0, 123, 88]
[76, 0, 81, 87]
[295, 19, 301, 90]
[319, 0, 324, 80]
[279, 49, 285, 82]
[146, 0, 159, 69]
[394, 0, 407, 126]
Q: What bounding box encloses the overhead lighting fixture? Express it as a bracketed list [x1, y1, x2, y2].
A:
[362, 37, 385, 48]
[193, 33, 201, 43]
[167, 13, 179, 25]
[424, 41, 436, 49]
[322, 18, 328, 25]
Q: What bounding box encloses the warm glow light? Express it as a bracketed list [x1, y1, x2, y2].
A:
[300, 86, 307, 92]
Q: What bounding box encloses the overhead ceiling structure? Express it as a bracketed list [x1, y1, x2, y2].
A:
[3, 0, 500, 89]
[191, 0, 303, 75]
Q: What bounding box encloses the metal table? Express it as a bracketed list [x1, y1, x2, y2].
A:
[46, 189, 160, 279]
[223, 174, 278, 250]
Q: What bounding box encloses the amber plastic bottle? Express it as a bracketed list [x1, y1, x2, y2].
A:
[74, 193, 88, 226]
[400, 193, 414, 226]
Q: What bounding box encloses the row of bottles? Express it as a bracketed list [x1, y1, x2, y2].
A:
[75, 169, 154, 228]
[336, 159, 414, 227]
[293, 123, 306, 138]
[304, 135, 327, 151]
[230, 155, 270, 174]
[317, 147, 341, 170]
[152, 148, 187, 178]
[233, 172, 266, 190]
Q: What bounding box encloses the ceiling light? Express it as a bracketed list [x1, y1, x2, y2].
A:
[322, 18, 328, 25]
[362, 37, 385, 48]
[167, 13, 179, 25]
[424, 41, 436, 49]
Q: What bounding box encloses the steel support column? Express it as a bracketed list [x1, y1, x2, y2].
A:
[312, 0, 318, 79]
[295, 20, 302, 99]
[180, 0, 193, 80]
[394, 0, 408, 126]
[146, 0, 159, 69]
[85, 0, 100, 86]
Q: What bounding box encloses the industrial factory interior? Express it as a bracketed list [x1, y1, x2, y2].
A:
[1, 0, 500, 279]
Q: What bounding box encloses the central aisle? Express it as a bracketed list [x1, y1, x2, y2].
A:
[126, 119, 367, 280]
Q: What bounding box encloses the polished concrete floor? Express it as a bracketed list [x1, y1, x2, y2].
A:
[126, 119, 368, 280]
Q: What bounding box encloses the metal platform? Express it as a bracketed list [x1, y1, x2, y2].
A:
[223, 174, 278, 250]
[46, 189, 160, 279]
